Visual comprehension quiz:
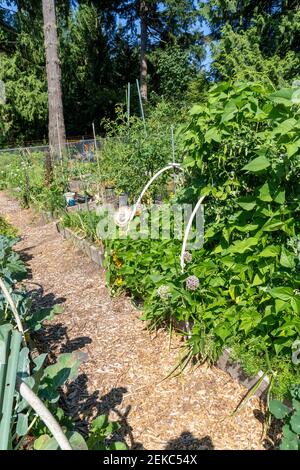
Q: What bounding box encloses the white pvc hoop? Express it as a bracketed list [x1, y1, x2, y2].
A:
[180, 195, 206, 273]
[16, 377, 72, 450]
[0, 278, 73, 450]
[128, 162, 184, 223]
[126, 163, 206, 275]
[0, 278, 26, 345]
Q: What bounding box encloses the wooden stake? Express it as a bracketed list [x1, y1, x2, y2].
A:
[136, 78, 147, 135]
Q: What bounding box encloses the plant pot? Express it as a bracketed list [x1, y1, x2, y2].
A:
[64, 192, 76, 207]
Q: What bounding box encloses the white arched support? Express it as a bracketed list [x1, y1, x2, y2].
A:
[16, 377, 73, 450]
[0, 278, 73, 450]
[180, 195, 206, 273]
[0, 278, 26, 345]
[128, 163, 184, 223]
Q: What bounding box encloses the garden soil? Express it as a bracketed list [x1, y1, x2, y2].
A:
[0, 190, 268, 450]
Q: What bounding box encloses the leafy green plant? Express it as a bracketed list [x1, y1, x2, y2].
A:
[60, 209, 103, 244]
[87, 415, 127, 450]
[104, 80, 300, 398]
[269, 384, 300, 450]
[99, 101, 185, 201]
[0, 216, 18, 238]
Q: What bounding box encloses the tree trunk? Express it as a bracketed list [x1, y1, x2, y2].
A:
[42, 0, 66, 158]
[140, 0, 148, 102]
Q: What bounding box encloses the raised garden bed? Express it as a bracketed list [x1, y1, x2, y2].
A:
[36, 200, 270, 400]
[216, 348, 269, 398]
[55, 222, 104, 267]
[54, 219, 269, 398]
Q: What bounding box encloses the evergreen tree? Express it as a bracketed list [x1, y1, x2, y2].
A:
[42, 0, 66, 156]
[202, 0, 300, 84]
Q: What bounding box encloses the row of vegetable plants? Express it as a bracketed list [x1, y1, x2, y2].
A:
[105, 81, 300, 397]
[0, 216, 126, 450]
[1, 79, 299, 449]
[101, 81, 300, 449]
[0, 102, 183, 214]
[53, 79, 300, 447]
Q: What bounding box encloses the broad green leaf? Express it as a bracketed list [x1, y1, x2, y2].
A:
[280, 438, 299, 450]
[269, 399, 290, 419]
[280, 424, 299, 449]
[221, 101, 237, 122]
[275, 299, 288, 314]
[214, 324, 231, 342]
[33, 353, 47, 373]
[273, 118, 296, 135]
[17, 347, 30, 378]
[91, 415, 108, 431]
[110, 442, 128, 450]
[190, 104, 203, 115]
[228, 237, 258, 254]
[282, 424, 297, 439]
[274, 337, 294, 354]
[43, 353, 81, 382]
[269, 88, 294, 106]
[252, 273, 264, 286]
[16, 413, 28, 437]
[234, 224, 259, 232]
[273, 189, 285, 204]
[148, 274, 164, 283]
[290, 414, 300, 434]
[280, 247, 295, 269]
[258, 182, 272, 202]
[262, 220, 284, 232]
[270, 287, 294, 301]
[259, 246, 280, 258]
[183, 156, 196, 168]
[204, 127, 221, 143]
[286, 140, 300, 157]
[292, 88, 300, 105]
[34, 435, 59, 451]
[242, 156, 270, 172]
[236, 197, 256, 211]
[291, 297, 300, 315]
[239, 311, 261, 334]
[68, 431, 88, 450]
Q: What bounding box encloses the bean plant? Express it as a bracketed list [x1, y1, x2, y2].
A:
[104, 81, 300, 397]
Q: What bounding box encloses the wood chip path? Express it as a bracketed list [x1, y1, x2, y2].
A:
[0, 191, 267, 450]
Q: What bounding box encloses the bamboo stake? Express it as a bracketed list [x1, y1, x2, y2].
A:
[136, 78, 147, 135]
[92, 122, 97, 154]
[171, 126, 176, 195]
[127, 82, 131, 124]
[56, 114, 63, 161]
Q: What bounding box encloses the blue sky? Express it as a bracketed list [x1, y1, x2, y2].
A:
[198, 20, 212, 70]
[0, 1, 16, 12]
[0, 0, 212, 70]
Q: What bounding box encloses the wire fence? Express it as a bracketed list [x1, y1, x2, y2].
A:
[0, 139, 105, 162]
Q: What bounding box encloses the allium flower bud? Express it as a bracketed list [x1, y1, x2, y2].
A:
[157, 285, 171, 300]
[186, 275, 199, 291]
[183, 251, 192, 264]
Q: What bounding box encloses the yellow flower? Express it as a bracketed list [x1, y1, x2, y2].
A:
[115, 277, 123, 286]
[112, 253, 123, 268]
